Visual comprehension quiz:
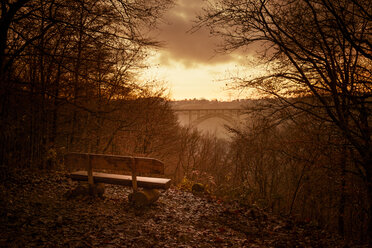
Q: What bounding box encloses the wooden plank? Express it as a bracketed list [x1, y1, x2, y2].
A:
[69, 171, 171, 189]
[64, 152, 164, 175]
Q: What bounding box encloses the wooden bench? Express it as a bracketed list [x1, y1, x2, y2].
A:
[64, 152, 171, 206]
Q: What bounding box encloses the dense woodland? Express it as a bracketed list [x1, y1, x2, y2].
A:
[0, 0, 371, 246]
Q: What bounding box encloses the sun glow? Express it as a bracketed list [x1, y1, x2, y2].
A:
[141, 51, 264, 100]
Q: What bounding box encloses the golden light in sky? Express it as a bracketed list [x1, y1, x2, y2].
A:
[143, 53, 246, 100]
[141, 0, 260, 100]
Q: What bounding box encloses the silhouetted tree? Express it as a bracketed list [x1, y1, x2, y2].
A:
[199, 0, 371, 242]
[0, 0, 174, 167]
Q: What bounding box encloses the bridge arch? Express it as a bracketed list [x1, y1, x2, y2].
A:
[173, 108, 244, 128]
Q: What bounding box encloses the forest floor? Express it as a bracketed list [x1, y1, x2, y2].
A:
[0, 168, 366, 248]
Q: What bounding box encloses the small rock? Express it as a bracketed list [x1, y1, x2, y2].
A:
[56, 215, 63, 226]
[192, 183, 205, 195]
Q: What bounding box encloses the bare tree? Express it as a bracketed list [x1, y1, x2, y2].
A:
[199, 0, 371, 242]
[0, 0, 174, 167]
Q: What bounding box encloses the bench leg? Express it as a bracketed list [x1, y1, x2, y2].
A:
[87, 155, 94, 186]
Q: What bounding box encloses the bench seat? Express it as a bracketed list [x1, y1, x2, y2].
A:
[70, 170, 171, 189]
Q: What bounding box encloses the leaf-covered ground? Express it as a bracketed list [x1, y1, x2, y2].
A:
[0, 168, 364, 247]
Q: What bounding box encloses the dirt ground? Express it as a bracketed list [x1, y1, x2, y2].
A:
[0, 168, 361, 247]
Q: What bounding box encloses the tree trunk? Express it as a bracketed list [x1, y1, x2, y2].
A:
[289, 164, 306, 215]
[367, 173, 372, 245]
[338, 145, 346, 237]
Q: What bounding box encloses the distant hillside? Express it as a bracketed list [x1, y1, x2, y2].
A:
[170, 99, 254, 110]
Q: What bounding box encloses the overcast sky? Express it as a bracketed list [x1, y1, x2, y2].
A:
[141, 0, 257, 100]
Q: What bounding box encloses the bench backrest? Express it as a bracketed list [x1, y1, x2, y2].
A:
[64, 152, 165, 176]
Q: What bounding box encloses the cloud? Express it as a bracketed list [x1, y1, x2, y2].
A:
[141, 0, 268, 100]
[155, 0, 238, 68]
